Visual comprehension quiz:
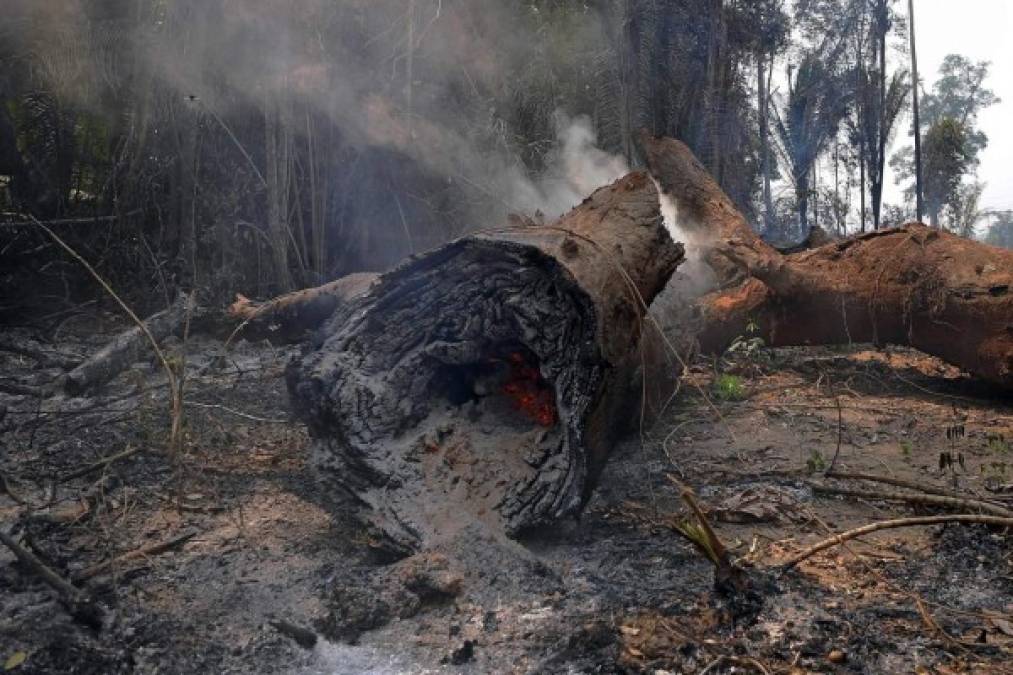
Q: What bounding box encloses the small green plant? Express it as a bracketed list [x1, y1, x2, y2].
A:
[987, 433, 1009, 455]
[981, 461, 1008, 488]
[806, 449, 826, 473]
[900, 440, 913, 458]
[714, 373, 746, 401]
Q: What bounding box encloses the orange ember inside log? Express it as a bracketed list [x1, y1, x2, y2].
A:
[501, 352, 557, 427]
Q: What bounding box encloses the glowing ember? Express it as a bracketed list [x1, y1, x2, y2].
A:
[500, 352, 557, 427]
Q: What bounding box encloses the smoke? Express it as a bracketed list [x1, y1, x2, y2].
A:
[3, 0, 709, 283]
[508, 113, 630, 218]
[653, 179, 718, 297]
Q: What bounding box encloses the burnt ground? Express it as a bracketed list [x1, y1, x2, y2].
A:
[1, 312, 1012, 674]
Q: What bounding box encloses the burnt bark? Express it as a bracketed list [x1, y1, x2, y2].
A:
[287, 172, 684, 553]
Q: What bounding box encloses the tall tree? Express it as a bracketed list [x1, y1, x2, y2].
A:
[867, 0, 908, 229]
[771, 47, 852, 235]
[892, 54, 999, 231]
[920, 117, 970, 226]
[985, 211, 1013, 249]
[739, 0, 789, 232]
[907, 0, 923, 221]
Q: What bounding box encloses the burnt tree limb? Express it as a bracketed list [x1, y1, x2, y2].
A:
[58, 274, 375, 396]
[287, 172, 684, 553]
[62, 293, 192, 396]
[641, 133, 1013, 389]
[226, 272, 377, 344]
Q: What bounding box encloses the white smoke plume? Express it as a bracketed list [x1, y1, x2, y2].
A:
[508, 113, 629, 219]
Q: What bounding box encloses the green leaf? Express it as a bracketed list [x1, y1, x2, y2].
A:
[4, 651, 27, 671]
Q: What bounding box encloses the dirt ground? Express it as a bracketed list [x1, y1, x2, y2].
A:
[1, 312, 1011, 674]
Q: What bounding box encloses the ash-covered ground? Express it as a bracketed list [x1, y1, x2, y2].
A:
[1, 311, 1011, 674]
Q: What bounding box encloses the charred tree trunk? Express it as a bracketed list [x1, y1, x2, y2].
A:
[287, 173, 684, 554]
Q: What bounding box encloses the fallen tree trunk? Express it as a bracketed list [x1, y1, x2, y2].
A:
[287, 172, 684, 553]
[640, 134, 1013, 389]
[62, 293, 191, 396]
[190, 135, 1009, 551]
[59, 274, 376, 396]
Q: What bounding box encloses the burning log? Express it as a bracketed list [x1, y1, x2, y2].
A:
[641, 133, 1013, 389]
[287, 172, 684, 553]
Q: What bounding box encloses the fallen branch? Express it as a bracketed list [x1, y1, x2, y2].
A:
[810, 482, 1013, 518]
[57, 444, 142, 484]
[185, 401, 288, 424]
[225, 272, 376, 345]
[826, 470, 1001, 505]
[781, 514, 1013, 570]
[0, 527, 104, 629]
[73, 529, 197, 582]
[61, 293, 188, 396]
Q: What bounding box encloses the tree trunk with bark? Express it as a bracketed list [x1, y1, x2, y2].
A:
[640, 134, 1013, 389]
[286, 172, 684, 554]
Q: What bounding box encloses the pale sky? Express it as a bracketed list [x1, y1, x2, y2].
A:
[886, 0, 1013, 215]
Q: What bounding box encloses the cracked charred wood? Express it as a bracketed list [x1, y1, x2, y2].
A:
[641, 133, 1013, 389]
[287, 172, 684, 554]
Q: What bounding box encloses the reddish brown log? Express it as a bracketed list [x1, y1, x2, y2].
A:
[641, 133, 1013, 389]
[727, 225, 1013, 387]
[226, 272, 377, 343]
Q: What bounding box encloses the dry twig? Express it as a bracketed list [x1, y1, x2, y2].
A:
[782, 514, 1013, 569]
[809, 482, 1013, 518]
[73, 529, 198, 581]
[826, 470, 1000, 504]
[58, 445, 142, 484]
[0, 527, 104, 629]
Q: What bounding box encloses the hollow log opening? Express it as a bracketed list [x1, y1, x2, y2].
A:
[290, 241, 604, 554]
[288, 173, 684, 555]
